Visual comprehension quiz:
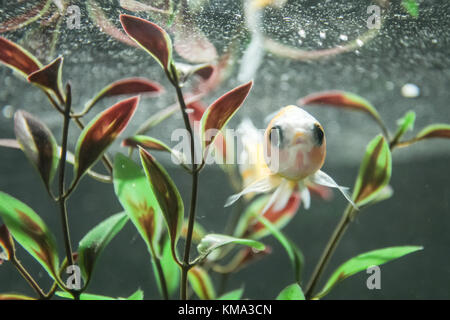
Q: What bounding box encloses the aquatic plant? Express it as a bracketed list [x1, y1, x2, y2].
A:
[0, 10, 448, 301]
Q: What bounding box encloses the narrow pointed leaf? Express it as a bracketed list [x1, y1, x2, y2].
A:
[257, 216, 304, 282]
[174, 62, 214, 85]
[188, 266, 216, 300]
[415, 124, 450, 141]
[56, 291, 115, 300]
[197, 234, 265, 260]
[124, 289, 144, 300]
[391, 111, 416, 146]
[113, 154, 164, 257]
[201, 81, 253, 152]
[82, 78, 163, 116]
[27, 56, 64, 98]
[87, 0, 137, 47]
[276, 283, 305, 300]
[235, 193, 301, 240]
[0, 139, 110, 183]
[402, 0, 419, 17]
[0, 0, 52, 33]
[0, 192, 59, 279]
[153, 238, 180, 298]
[218, 288, 244, 300]
[316, 246, 423, 299]
[0, 225, 15, 261]
[0, 37, 42, 77]
[78, 212, 129, 284]
[14, 110, 59, 192]
[139, 148, 183, 263]
[120, 14, 173, 70]
[352, 135, 392, 207]
[0, 294, 35, 300]
[298, 91, 386, 134]
[74, 96, 139, 183]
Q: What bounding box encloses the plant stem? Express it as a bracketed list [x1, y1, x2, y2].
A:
[305, 204, 354, 299]
[11, 257, 46, 299]
[169, 64, 200, 300]
[58, 84, 74, 268]
[152, 255, 169, 300]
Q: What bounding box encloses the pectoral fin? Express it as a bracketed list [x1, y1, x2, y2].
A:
[311, 170, 358, 210]
[225, 174, 277, 207]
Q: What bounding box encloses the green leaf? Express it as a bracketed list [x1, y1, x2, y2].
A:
[78, 212, 129, 285]
[154, 237, 180, 298]
[415, 124, 450, 141]
[188, 266, 216, 300]
[124, 289, 144, 300]
[0, 192, 59, 280]
[74, 96, 139, 185]
[298, 91, 387, 137]
[201, 81, 253, 155]
[391, 111, 416, 146]
[197, 234, 265, 261]
[14, 110, 59, 193]
[123, 135, 186, 165]
[0, 36, 42, 77]
[120, 14, 173, 71]
[139, 148, 183, 264]
[218, 288, 244, 300]
[113, 154, 164, 257]
[56, 289, 144, 300]
[0, 294, 36, 300]
[257, 216, 304, 282]
[56, 291, 115, 300]
[352, 135, 392, 207]
[276, 283, 305, 300]
[402, 0, 419, 17]
[27, 56, 64, 98]
[316, 246, 423, 299]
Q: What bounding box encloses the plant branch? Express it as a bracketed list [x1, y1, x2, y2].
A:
[58, 84, 74, 268]
[305, 204, 354, 299]
[169, 63, 200, 300]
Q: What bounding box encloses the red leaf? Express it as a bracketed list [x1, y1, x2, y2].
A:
[0, 0, 51, 33]
[246, 193, 301, 239]
[0, 37, 41, 77]
[84, 77, 163, 114]
[14, 110, 59, 191]
[120, 14, 172, 70]
[139, 148, 184, 262]
[27, 56, 63, 98]
[202, 81, 253, 151]
[74, 96, 139, 181]
[100, 77, 163, 98]
[298, 91, 384, 129]
[87, 0, 137, 47]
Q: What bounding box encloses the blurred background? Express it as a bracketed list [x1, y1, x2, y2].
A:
[0, 0, 449, 299]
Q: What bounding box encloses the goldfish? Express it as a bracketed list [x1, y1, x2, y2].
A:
[225, 105, 357, 213]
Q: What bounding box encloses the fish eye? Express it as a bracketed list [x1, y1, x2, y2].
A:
[313, 123, 324, 146]
[269, 125, 284, 147]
